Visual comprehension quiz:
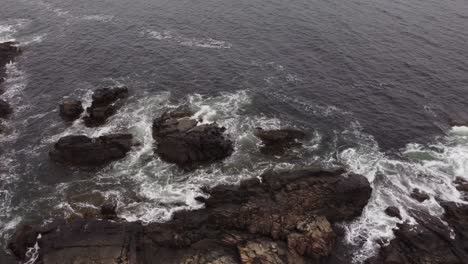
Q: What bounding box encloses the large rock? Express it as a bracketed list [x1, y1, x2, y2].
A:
[0, 99, 12, 118]
[83, 87, 128, 127]
[254, 127, 307, 155]
[153, 107, 233, 167]
[49, 134, 134, 167]
[59, 99, 83, 121]
[9, 168, 372, 263]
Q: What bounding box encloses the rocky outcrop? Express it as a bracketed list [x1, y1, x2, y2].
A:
[254, 127, 307, 155]
[369, 202, 468, 264]
[0, 99, 12, 118]
[153, 107, 234, 168]
[449, 120, 468, 127]
[384, 206, 402, 220]
[83, 87, 128, 127]
[0, 41, 21, 86]
[9, 167, 372, 263]
[59, 99, 83, 121]
[49, 134, 135, 167]
[410, 188, 430, 202]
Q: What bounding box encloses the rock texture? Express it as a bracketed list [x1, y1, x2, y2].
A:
[59, 99, 84, 121]
[254, 127, 307, 155]
[83, 87, 128, 127]
[49, 134, 135, 167]
[153, 107, 234, 167]
[9, 167, 372, 263]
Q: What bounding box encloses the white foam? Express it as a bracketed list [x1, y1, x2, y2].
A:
[143, 29, 232, 49]
[339, 123, 468, 263]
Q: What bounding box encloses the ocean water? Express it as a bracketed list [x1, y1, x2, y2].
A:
[0, 0, 467, 263]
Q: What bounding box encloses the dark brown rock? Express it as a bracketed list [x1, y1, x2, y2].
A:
[49, 134, 135, 167]
[9, 168, 372, 264]
[385, 206, 402, 220]
[83, 87, 128, 127]
[153, 107, 233, 168]
[59, 99, 83, 121]
[449, 120, 468, 127]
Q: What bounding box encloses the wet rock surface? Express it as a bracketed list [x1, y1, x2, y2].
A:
[9, 168, 371, 263]
[369, 203, 468, 264]
[384, 206, 402, 220]
[49, 133, 135, 167]
[153, 107, 234, 167]
[254, 127, 307, 155]
[83, 87, 128, 127]
[59, 99, 83, 121]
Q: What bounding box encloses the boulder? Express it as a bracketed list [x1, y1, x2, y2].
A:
[59, 99, 83, 121]
[49, 134, 134, 167]
[9, 168, 372, 263]
[254, 127, 307, 155]
[384, 206, 402, 220]
[410, 188, 430, 202]
[83, 87, 128, 127]
[153, 107, 233, 167]
[0, 99, 12, 118]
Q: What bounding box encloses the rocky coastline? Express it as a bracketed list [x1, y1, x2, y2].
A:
[3, 41, 468, 264]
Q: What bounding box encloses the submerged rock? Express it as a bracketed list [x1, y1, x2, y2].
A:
[59, 99, 83, 121]
[254, 127, 307, 155]
[83, 87, 128, 127]
[49, 134, 135, 167]
[0, 99, 12, 118]
[9, 168, 371, 263]
[410, 188, 430, 203]
[153, 107, 233, 167]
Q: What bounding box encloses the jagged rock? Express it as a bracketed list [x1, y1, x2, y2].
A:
[153, 107, 233, 167]
[83, 87, 128, 127]
[384, 206, 402, 220]
[9, 168, 371, 263]
[59, 99, 83, 121]
[410, 188, 430, 202]
[254, 127, 307, 155]
[0, 99, 12, 118]
[49, 134, 134, 167]
[369, 205, 468, 264]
